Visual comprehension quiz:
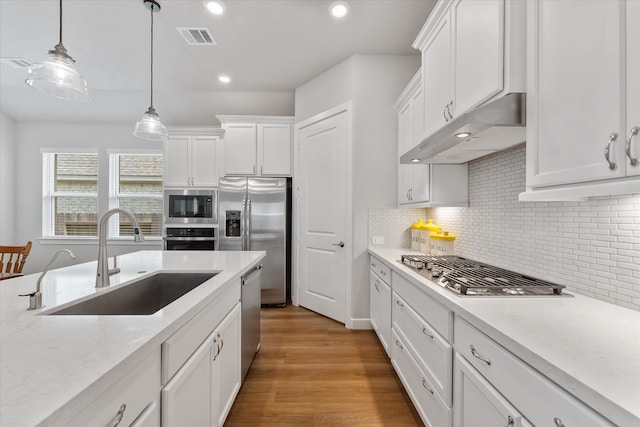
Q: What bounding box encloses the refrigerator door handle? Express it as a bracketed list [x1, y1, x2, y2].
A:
[246, 198, 252, 250]
[241, 197, 247, 251]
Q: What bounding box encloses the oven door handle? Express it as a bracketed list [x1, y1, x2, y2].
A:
[163, 237, 217, 241]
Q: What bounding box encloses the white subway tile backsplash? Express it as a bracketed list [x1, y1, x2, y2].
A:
[368, 144, 640, 311]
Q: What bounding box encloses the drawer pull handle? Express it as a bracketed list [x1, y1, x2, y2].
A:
[470, 345, 492, 366]
[379, 269, 386, 276]
[395, 339, 403, 350]
[396, 300, 404, 308]
[506, 415, 515, 427]
[626, 126, 639, 166]
[604, 132, 618, 170]
[110, 404, 126, 427]
[554, 418, 565, 427]
[421, 377, 434, 395]
[421, 326, 434, 340]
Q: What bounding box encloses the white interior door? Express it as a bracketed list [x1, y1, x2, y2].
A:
[297, 110, 348, 323]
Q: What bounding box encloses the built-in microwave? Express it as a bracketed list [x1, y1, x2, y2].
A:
[164, 189, 218, 224]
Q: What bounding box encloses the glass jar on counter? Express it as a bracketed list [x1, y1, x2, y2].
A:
[419, 219, 441, 254]
[410, 219, 425, 250]
[430, 231, 456, 255]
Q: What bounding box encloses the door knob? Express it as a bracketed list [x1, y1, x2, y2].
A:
[332, 241, 345, 247]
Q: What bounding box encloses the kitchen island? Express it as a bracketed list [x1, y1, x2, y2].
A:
[369, 247, 640, 427]
[0, 250, 264, 427]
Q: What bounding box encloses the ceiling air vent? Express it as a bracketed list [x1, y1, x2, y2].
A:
[177, 27, 217, 45]
[0, 57, 31, 68]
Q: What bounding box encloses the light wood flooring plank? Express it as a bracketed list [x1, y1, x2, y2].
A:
[224, 304, 423, 426]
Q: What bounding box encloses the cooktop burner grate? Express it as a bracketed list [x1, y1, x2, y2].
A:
[400, 254, 566, 296]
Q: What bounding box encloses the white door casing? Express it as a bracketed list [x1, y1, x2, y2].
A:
[294, 105, 350, 324]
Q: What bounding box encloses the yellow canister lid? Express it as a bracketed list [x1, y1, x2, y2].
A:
[419, 219, 441, 232]
[411, 219, 425, 229]
[430, 231, 456, 241]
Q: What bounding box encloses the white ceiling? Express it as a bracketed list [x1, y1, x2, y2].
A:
[0, 0, 435, 126]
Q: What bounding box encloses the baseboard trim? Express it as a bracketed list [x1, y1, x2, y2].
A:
[350, 318, 373, 330]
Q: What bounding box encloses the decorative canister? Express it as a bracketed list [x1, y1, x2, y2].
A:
[410, 219, 426, 250]
[419, 219, 441, 254]
[430, 231, 456, 256]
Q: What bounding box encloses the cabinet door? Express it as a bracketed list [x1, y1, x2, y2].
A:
[454, 353, 531, 427]
[423, 15, 452, 138]
[191, 136, 219, 186]
[164, 136, 191, 187]
[212, 304, 242, 427]
[527, 0, 625, 187]
[224, 123, 257, 175]
[162, 336, 213, 427]
[452, 0, 504, 116]
[378, 277, 391, 356]
[258, 123, 291, 176]
[409, 85, 431, 204]
[398, 101, 414, 205]
[627, 0, 640, 176]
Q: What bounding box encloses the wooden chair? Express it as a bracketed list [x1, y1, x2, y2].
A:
[0, 241, 33, 275]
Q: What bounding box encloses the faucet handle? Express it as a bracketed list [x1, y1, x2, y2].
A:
[19, 291, 42, 310]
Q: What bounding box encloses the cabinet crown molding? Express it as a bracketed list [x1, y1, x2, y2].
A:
[167, 127, 225, 137]
[412, 0, 452, 50]
[216, 115, 294, 125]
[394, 68, 422, 110]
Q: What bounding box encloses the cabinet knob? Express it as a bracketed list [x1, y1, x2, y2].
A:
[553, 418, 565, 427]
[604, 132, 618, 170]
[625, 126, 639, 166]
[505, 415, 515, 427]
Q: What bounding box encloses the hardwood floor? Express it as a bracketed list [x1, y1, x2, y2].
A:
[225, 304, 423, 426]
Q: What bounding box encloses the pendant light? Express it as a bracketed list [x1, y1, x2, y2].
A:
[25, 0, 89, 102]
[134, 0, 168, 142]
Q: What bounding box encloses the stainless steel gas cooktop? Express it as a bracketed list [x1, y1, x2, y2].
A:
[400, 254, 570, 297]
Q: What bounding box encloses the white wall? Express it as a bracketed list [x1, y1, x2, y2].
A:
[295, 54, 421, 324]
[15, 123, 163, 274]
[368, 145, 640, 312]
[0, 112, 17, 244]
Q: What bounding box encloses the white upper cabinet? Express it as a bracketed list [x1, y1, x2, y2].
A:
[164, 128, 225, 187]
[396, 70, 469, 208]
[217, 116, 294, 177]
[415, 0, 523, 139]
[521, 0, 639, 200]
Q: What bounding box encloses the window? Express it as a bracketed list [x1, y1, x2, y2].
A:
[110, 153, 163, 237]
[42, 150, 163, 239]
[43, 152, 99, 237]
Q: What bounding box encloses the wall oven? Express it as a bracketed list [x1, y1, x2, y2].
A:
[164, 227, 218, 251]
[164, 189, 218, 225]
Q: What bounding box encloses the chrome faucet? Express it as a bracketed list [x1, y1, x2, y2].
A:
[22, 249, 76, 310]
[96, 208, 144, 288]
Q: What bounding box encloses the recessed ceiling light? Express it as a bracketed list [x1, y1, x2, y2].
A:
[204, 1, 224, 15]
[329, 1, 349, 18]
[218, 75, 231, 83]
[411, 158, 421, 163]
[456, 132, 472, 138]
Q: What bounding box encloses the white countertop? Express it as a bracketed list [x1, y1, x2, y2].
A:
[369, 247, 640, 427]
[0, 250, 265, 427]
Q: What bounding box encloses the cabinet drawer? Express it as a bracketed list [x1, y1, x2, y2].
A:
[392, 271, 453, 341]
[454, 317, 615, 427]
[393, 291, 452, 405]
[392, 330, 452, 427]
[68, 350, 161, 427]
[369, 255, 391, 284]
[162, 282, 240, 384]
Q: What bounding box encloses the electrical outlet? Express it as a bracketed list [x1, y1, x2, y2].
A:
[372, 236, 384, 245]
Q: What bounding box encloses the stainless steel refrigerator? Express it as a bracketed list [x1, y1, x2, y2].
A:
[219, 177, 290, 306]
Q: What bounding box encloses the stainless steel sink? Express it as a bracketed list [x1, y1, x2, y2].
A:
[49, 273, 217, 315]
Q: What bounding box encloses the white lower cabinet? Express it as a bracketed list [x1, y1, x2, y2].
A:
[454, 317, 616, 427]
[369, 258, 391, 356]
[212, 303, 242, 427]
[162, 303, 241, 427]
[392, 330, 452, 427]
[454, 353, 532, 427]
[162, 336, 214, 426]
[67, 350, 161, 427]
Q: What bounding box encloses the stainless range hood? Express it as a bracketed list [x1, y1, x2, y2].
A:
[400, 93, 526, 164]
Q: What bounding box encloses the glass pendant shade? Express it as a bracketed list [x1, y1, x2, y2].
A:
[25, 44, 89, 102]
[134, 107, 168, 141]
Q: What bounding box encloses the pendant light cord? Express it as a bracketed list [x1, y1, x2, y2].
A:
[58, 0, 63, 45]
[150, 3, 154, 109]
